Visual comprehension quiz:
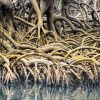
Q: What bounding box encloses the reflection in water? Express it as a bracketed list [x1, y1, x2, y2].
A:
[0, 83, 100, 100]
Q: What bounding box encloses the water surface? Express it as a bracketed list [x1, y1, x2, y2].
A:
[0, 82, 100, 100]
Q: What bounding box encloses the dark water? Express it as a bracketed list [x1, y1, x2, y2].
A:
[0, 82, 100, 100]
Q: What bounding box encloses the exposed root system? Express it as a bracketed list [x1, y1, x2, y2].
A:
[0, 0, 100, 85]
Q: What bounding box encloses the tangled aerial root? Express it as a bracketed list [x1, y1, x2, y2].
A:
[0, 30, 100, 85]
[1, 14, 100, 85]
[0, 0, 100, 86]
